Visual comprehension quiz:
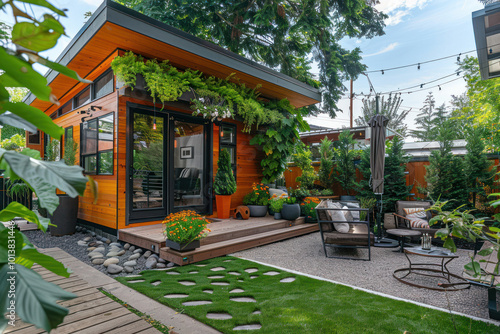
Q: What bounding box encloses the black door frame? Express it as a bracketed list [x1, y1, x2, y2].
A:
[125, 103, 213, 225]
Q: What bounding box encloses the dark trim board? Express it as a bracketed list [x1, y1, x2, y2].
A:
[77, 218, 118, 236]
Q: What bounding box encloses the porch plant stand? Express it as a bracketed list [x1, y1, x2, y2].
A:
[214, 149, 236, 219]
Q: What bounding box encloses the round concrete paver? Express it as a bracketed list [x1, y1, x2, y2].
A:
[244, 268, 258, 273]
[230, 297, 256, 303]
[233, 324, 262, 330]
[178, 280, 196, 286]
[229, 288, 244, 293]
[164, 294, 189, 298]
[208, 275, 225, 279]
[206, 313, 232, 320]
[182, 301, 213, 306]
[263, 271, 280, 276]
[211, 281, 230, 286]
[280, 277, 296, 283]
[203, 289, 214, 294]
[210, 266, 226, 271]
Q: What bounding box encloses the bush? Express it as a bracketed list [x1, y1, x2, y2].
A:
[243, 183, 270, 206]
[300, 197, 321, 219]
[214, 148, 236, 195]
[162, 210, 211, 243]
[269, 195, 286, 213]
[292, 142, 317, 189]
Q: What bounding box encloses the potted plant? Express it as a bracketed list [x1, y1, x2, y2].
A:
[163, 210, 211, 251]
[281, 196, 300, 221]
[270, 195, 286, 220]
[243, 183, 270, 217]
[214, 148, 237, 219]
[50, 138, 79, 236]
[300, 197, 321, 223]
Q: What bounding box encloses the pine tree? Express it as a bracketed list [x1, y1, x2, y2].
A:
[412, 92, 436, 141]
[318, 136, 334, 189]
[333, 130, 357, 196]
[356, 146, 373, 198]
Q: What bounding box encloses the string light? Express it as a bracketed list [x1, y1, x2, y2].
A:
[417, 63, 420, 70]
[438, 85, 441, 91]
[457, 53, 461, 62]
[381, 70, 384, 75]
[153, 104, 157, 130]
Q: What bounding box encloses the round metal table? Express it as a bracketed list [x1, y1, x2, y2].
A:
[386, 229, 421, 252]
[393, 246, 471, 291]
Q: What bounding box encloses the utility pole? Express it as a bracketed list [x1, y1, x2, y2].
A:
[349, 78, 353, 128]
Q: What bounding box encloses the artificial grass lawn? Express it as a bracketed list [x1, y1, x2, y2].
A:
[117, 256, 499, 334]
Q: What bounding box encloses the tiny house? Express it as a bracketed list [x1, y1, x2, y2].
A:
[26, 0, 321, 236]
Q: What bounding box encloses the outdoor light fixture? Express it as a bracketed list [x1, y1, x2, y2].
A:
[472, 2, 500, 79]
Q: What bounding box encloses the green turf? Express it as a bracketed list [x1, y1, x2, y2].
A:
[116, 256, 499, 334]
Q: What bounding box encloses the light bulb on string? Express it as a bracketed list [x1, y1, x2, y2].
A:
[381, 70, 384, 75]
[457, 53, 461, 62]
[153, 103, 157, 130]
[438, 85, 441, 91]
[417, 63, 420, 70]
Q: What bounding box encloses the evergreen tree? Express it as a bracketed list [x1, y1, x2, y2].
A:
[355, 93, 409, 136]
[214, 148, 237, 195]
[464, 128, 496, 207]
[411, 92, 436, 141]
[356, 146, 373, 198]
[333, 130, 357, 195]
[318, 136, 334, 189]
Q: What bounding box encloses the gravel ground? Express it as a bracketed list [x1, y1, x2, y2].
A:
[24, 229, 173, 277]
[233, 232, 499, 321]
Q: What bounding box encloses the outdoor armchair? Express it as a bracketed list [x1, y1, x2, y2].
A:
[392, 200, 437, 237]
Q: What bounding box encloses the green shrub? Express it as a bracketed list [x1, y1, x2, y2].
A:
[243, 183, 269, 206]
[214, 149, 236, 195]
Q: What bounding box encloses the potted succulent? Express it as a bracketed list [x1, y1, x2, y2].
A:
[243, 183, 270, 217]
[281, 196, 300, 221]
[269, 195, 286, 220]
[163, 210, 211, 251]
[50, 138, 79, 236]
[300, 197, 321, 223]
[214, 148, 237, 219]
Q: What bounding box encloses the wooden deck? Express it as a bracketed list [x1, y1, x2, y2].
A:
[5, 248, 160, 334]
[119, 216, 319, 266]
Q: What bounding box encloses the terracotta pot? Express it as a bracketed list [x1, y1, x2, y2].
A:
[216, 194, 232, 219]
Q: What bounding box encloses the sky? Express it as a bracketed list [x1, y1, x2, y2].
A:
[0, 0, 485, 140]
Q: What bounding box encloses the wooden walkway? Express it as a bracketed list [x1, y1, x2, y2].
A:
[4, 248, 160, 334]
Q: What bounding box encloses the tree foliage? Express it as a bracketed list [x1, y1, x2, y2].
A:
[355, 93, 409, 136]
[411, 92, 437, 141]
[292, 141, 317, 189]
[117, 0, 387, 118]
[318, 136, 334, 189]
[333, 130, 357, 195]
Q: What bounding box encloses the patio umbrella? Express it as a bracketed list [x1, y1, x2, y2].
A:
[368, 114, 388, 195]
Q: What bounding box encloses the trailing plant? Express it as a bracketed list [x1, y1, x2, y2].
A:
[333, 130, 357, 196]
[214, 149, 237, 195]
[318, 136, 334, 189]
[292, 142, 317, 189]
[63, 138, 78, 166]
[300, 197, 321, 219]
[242, 183, 270, 206]
[162, 210, 211, 243]
[110, 51, 146, 89]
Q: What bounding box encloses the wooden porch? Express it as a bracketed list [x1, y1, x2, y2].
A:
[118, 216, 319, 266]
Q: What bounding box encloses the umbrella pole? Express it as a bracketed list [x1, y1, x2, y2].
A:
[376, 193, 383, 241]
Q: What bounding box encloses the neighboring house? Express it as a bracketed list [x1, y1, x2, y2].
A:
[25, 0, 320, 234]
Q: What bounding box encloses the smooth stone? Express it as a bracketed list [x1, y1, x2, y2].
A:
[164, 294, 189, 298]
[252, 310, 262, 315]
[110, 242, 122, 248]
[230, 297, 256, 303]
[92, 258, 105, 265]
[167, 262, 175, 268]
[208, 275, 224, 279]
[229, 288, 244, 293]
[88, 241, 97, 247]
[104, 239, 111, 244]
[129, 245, 136, 252]
[263, 271, 280, 276]
[90, 253, 103, 259]
[124, 243, 130, 250]
[223, 260, 232, 262]
[83, 236, 91, 242]
[94, 247, 105, 253]
[228, 271, 241, 276]
[124, 266, 134, 273]
[210, 266, 225, 271]
[244, 268, 258, 273]
[77, 240, 87, 246]
[151, 280, 161, 286]
[182, 301, 212, 306]
[166, 271, 180, 275]
[128, 279, 145, 283]
[233, 324, 262, 330]
[143, 250, 152, 258]
[250, 276, 258, 279]
[95, 241, 104, 245]
[82, 228, 88, 233]
[150, 254, 159, 259]
[109, 247, 122, 253]
[107, 264, 123, 274]
[189, 271, 199, 274]
[123, 260, 137, 267]
[128, 253, 140, 261]
[156, 263, 166, 268]
[75, 226, 81, 231]
[133, 248, 142, 254]
[207, 313, 232, 320]
[145, 257, 157, 269]
[106, 251, 120, 257]
[116, 250, 126, 256]
[87, 247, 96, 252]
[90, 232, 96, 237]
[211, 281, 230, 286]
[280, 277, 296, 283]
[103, 258, 119, 267]
[158, 258, 166, 264]
[126, 275, 142, 277]
[203, 289, 213, 294]
[178, 280, 196, 286]
[88, 251, 102, 257]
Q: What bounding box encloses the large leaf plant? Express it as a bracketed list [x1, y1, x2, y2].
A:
[0, 0, 95, 331]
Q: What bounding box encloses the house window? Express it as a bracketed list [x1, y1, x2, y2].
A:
[74, 87, 91, 108]
[57, 101, 72, 117]
[65, 126, 73, 144]
[81, 113, 114, 175]
[28, 130, 40, 145]
[219, 123, 236, 177]
[93, 70, 114, 100]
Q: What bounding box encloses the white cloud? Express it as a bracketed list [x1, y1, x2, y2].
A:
[376, 0, 430, 26]
[363, 42, 399, 57]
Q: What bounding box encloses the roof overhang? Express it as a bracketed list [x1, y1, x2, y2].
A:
[26, 0, 321, 112]
[472, 2, 500, 80]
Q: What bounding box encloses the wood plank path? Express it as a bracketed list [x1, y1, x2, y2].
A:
[3, 248, 160, 334]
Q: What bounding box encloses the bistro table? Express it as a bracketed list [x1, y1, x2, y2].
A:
[393, 246, 471, 291]
[386, 229, 421, 252]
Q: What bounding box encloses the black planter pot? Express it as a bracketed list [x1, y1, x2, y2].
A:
[166, 239, 200, 252]
[281, 203, 300, 221]
[248, 205, 268, 217]
[50, 195, 78, 236]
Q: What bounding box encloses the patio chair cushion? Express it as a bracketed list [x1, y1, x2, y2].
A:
[406, 213, 430, 229]
[324, 202, 349, 233]
[341, 201, 360, 220]
[342, 206, 354, 221]
[324, 227, 374, 246]
[403, 207, 426, 216]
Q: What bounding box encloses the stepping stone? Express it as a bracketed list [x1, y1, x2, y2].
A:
[128, 280, 145, 283]
[250, 276, 258, 279]
[238, 279, 244, 282]
[151, 280, 161, 286]
[203, 289, 213, 294]
[230, 297, 256, 303]
[263, 271, 280, 276]
[211, 281, 230, 286]
[229, 288, 244, 293]
[208, 275, 224, 279]
[164, 294, 189, 298]
[244, 268, 258, 273]
[195, 264, 206, 267]
[207, 313, 232, 320]
[189, 271, 199, 274]
[233, 324, 262, 330]
[280, 277, 296, 283]
[126, 275, 142, 278]
[210, 267, 225, 271]
[178, 280, 196, 286]
[182, 301, 212, 306]
[166, 271, 180, 275]
[223, 260, 232, 262]
[253, 310, 262, 315]
[228, 271, 241, 276]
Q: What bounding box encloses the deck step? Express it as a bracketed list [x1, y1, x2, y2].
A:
[160, 223, 318, 266]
